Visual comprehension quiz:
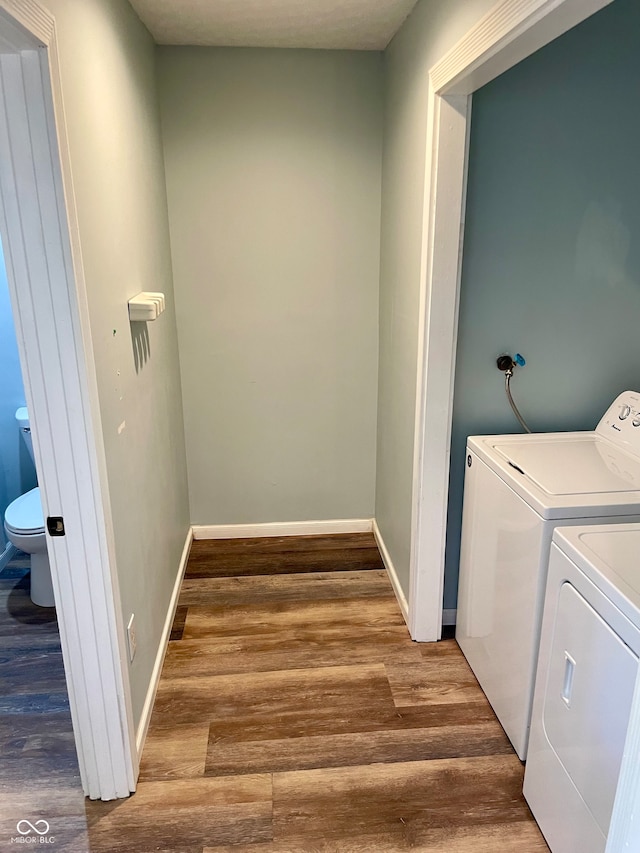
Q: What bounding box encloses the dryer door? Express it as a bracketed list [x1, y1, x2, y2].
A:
[544, 582, 638, 834]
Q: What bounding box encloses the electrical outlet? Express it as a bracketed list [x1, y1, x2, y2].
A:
[126, 614, 137, 663]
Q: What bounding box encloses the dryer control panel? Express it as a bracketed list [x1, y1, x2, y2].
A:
[596, 391, 640, 451]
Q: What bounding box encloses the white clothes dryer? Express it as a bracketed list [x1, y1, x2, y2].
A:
[456, 390, 640, 759]
[524, 523, 640, 853]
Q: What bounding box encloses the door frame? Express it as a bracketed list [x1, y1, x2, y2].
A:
[409, 0, 614, 642]
[0, 0, 136, 799]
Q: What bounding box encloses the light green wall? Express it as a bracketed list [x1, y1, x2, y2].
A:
[376, 0, 496, 596]
[44, 0, 190, 726]
[158, 48, 382, 525]
[446, 0, 640, 609]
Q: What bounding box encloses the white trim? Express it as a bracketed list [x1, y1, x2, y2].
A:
[193, 518, 373, 540]
[373, 520, 408, 625]
[135, 527, 193, 759]
[410, 92, 470, 642]
[442, 609, 457, 627]
[0, 542, 17, 571]
[431, 0, 612, 96]
[0, 0, 53, 44]
[410, 0, 614, 642]
[0, 0, 136, 799]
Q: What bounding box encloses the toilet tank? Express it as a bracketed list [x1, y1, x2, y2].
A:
[15, 407, 35, 465]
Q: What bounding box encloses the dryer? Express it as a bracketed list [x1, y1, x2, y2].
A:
[456, 391, 640, 759]
[524, 524, 640, 853]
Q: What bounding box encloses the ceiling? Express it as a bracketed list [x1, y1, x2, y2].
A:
[128, 0, 419, 51]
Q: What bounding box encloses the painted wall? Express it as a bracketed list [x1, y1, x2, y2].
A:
[43, 0, 190, 726]
[0, 241, 36, 549]
[446, 0, 640, 608]
[158, 48, 382, 525]
[376, 0, 496, 596]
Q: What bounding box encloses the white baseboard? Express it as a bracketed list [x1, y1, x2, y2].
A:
[0, 542, 17, 571]
[443, 608, 457, 626]
[192, 518, 373, 540]
[372, 520, 409, 626]
[135, 526, 193, 759]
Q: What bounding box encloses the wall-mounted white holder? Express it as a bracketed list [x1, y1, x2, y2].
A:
[128, 292, 166, 322]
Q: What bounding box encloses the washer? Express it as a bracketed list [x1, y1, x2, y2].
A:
[523, 524, 640, 853]
[456, 390, 640, 759]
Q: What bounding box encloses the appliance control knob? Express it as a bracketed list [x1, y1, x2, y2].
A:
[633, 417, 640, 428]
[620, 404, 632, 420]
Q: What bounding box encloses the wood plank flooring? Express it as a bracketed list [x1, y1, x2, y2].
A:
[0, 558, 89, 852]
[87, 532, 549, 852]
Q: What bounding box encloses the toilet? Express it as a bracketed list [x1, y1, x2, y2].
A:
[4, 408, 53, 607]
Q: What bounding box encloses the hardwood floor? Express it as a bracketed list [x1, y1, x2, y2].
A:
[0, 557, 89, 852]
[87, 532, 549, 852]
[0, 534, 549, 851]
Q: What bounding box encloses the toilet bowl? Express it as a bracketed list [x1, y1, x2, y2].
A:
[4, 408, 53, 607]
[5, 487, 52, 606]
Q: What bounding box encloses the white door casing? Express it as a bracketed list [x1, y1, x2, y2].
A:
[409, 0, 614, 642]
[0, 0, 136, 799]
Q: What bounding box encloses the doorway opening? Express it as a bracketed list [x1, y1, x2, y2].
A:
[0, 0, 136, 803]
[409, 0, 614, 641]
[0, 236, 86, 837]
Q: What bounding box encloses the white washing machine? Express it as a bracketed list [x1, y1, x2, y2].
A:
[456, 390, 640, 759]
[524, 524, 640, 853]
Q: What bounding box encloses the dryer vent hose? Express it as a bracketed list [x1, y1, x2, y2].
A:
[505, 369, 532, 434]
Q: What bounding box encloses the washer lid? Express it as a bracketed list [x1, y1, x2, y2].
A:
[492, 436, 640, 495]
[5, 487, 44, 534]
[467, 431, 640, 519]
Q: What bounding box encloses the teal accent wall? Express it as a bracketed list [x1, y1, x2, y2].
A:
[447, 0, 640, 609]
[0, 242, 36, 546]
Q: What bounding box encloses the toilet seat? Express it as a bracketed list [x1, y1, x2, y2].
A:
[5, 487, 44, 535]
